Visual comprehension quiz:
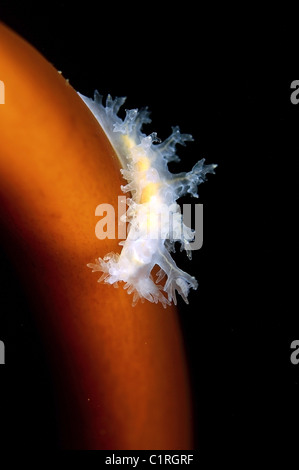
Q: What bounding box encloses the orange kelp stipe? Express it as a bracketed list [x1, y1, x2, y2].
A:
[0, 23, 192, 449]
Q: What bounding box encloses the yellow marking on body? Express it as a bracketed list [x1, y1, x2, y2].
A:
[122, 135, 150, 171]
[141, 182, 160, 204]
[122, 134, 160, 210]
[122, 135, 135, 149]
[137, 157, 150, 171]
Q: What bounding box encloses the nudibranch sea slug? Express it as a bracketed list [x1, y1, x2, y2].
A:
[79, 92, 217, 307]
[0, 22, 200, 449]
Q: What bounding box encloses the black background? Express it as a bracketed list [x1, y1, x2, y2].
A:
[0, 1, 296, 459]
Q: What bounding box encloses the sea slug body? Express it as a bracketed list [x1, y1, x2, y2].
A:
[78, 92, 217, 307]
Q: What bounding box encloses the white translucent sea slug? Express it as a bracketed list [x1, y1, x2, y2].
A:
[78, 92, 216, 307]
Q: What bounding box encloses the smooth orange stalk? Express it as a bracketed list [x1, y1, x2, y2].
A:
[0, 23, 192, 449]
